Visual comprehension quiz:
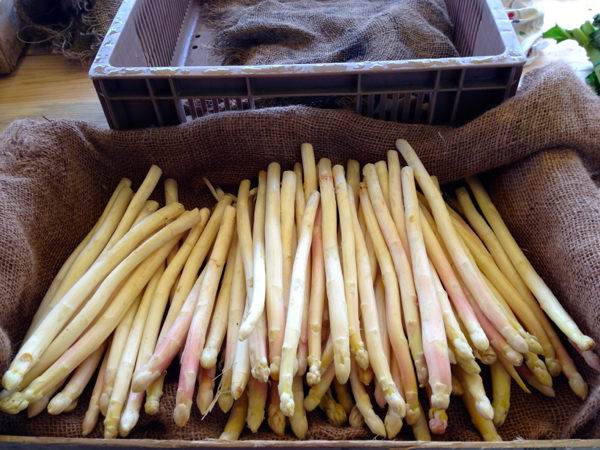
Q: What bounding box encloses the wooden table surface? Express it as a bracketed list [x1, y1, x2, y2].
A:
[0, 0, 597, 132]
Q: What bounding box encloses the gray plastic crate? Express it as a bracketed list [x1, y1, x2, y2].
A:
[90, 0, 526, 130]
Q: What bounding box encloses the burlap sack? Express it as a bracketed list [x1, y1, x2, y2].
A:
[0, 62, 599, 441]
[204, 0, 458, 65]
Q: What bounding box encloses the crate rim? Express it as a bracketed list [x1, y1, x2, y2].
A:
[2, 436, 600, 448]
[88, 0, 527, 80]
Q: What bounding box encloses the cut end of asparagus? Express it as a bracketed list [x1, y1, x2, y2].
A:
[82, 407, 100, 437]
[200, 348, 219, 370]
[577, 336, 596, 353]
[428, 416, 448, 435]
[251, 359, 270, 383]
[279, 392, 295, 418]
[0, 391, 29, 414]
[545, 358, 562, 377]
[173, 401, 192, 428]
[119, 409, 139, 437]
[568, 373, 588, 400]
[471, 331, 491, 352]
[47, 393, 72, 415]
[349, 404, 365, 428]
[476, 399, 494, 421]
[267, 404, 286, 435]
[218, 393, 234, 414]
[269, 358, 281, 381]
[306, 365, 321, 387]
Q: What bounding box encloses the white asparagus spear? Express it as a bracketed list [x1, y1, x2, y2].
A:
[349, 357, 386, 437]
[47, 341, 107, 415]
[396, 140, 528, 355]
[307, 204, 325, 383]
[2, 202, 185, 391]
[219, 245, 246, 413]
[290, 375, 308, 438]
[27, 378, 66, 418]
[375, 161, 390, 210]
[246, 377, 267, 433]
[465, 175, 595, 352]
[249, 311, 269, 382]
[100, 165, 163, 256]
[332, 165, 368, 370]
[24, 178, 132, 340]
[348, 189, 405, 418]
[231, 327, 251, 400]
[278, 191, 320, 417]
[401, 166, 451, 411]
[197, 365, 217, 416]
[220, 390, 249, 440]
[267, 380, 285, 436]
[318, 158, 351, 384]
[82, 336, 111, 436]
[490, 360, 511, 427]
[363, 164, 428, 387]
[359, 184, 418, 417]
[201, 236, 238, 369]
[281, 170, 296, 315]
[164, 178, 180, 265]
[387, 150, 411, 265]
[452, 365, 494, 420]
[347, 160, 360, 211]
[264, 163, 285, 379]
[103, 263, 165, 438]
[301, 143, 318, 202]
[132, 200, 160, 227]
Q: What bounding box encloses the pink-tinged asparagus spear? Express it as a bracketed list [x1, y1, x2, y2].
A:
[396, 140, 528, 356]
[47, 340, 107, 415]
[332, 166, 368, 370]
[249, 311, 269, 382]
[570, 340, 600, 372]
[82, 336, 111, 436]
[515, 365, 556, 397]
[419, 208, 488, 351]
[363, 164, 427, 387]
[200, 236, 238, 370]
[359, 184, 419, 417]
[307, 204, 326, 383]
[197, 365, 217, 415]
[278, 191, 320, 417]
[173, 206, 237, 427]
[465, 175, 595, 353]
[401, 166, 451, 411]
[319, 158, 351, 384]
[218, 244, 246, 413]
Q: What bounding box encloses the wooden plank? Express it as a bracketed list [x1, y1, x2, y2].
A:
[0, 437, 599, 449]
[0, 0, 25, 74]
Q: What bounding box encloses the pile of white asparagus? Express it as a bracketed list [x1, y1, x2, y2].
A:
[1, 140, 598, 442]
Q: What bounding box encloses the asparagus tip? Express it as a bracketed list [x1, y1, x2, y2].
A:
[384, 410, 402, 438]
[471, 332, 491, 352]
[173, 402, 191, 428]
[200, 348, 219, 370]
[218, 393, 234, 414]
[251, 360, 270, 383]
[0, 391, 29, 414]
[569, 373, 588, 400]
[2, 366, 26, 392]
[119, 409, 139, 437]
[349, 405, 365, 428]
[279, 392, 294, 418]
[131, 370, 158, 394]
[476, 400, 495, 421]
[269, 358, 281, 381]
[405, 404, 422, 426]
[267, 404, 286, 435]
[47, 393, 72, 415]
[545, 358, 562, 377]
[354, 348, 369, 371]
[492, 407, 507, 428]
[82, 407, 99, 436]
[386, 393, 406, 418]
[144, 398, 160, 415]
[306, 367, 321, 387]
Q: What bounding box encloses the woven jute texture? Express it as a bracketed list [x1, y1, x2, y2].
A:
[0, 63, 599, 441]
[204, 0, 458, 65]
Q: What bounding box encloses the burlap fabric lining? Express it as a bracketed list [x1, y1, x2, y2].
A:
[0, 63, 599, 441]
[204, 0, 458, 65]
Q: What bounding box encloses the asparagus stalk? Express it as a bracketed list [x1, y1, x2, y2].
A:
[465, 175, 594, 352]
[410, 400, 432, 441]
[332, 166, 368, 370]
[197, 365, 217, 416]
[332, 377, 354, 416]
[349, 357, 386, 437]
[301, 143, 318, 202]
[104, 263, 165, 438]
[458, 372, 503, 441]
[82, 336, 111, 436]
[264, 163, 285, 380]
[304, 362, 336, 412]
[364, 165, 428, 387]
[249, 311, 269, 382]
[201, 236, 238, 369]
[384, 355, 404, 437]
[451, 374, 463, 396]
[374, 161, 390, 210]
[132, 200, 160, 227]
[2, 202, 186, 391]
[231, 329, 251, 400]
[396, 140, 528, 355]
[281, 170, 296, 316]
[219, 390, 249, 440]
[307, 204, 326, 384]
[246, 377, 267, 433]
[452, 365, 494, 420]
[359, 184, 418, 417]
[164, 179, 180, 265]
[515, 365, 556, 397]
[346, 160, 360, 211]
[318, 158, 351, 384]
[173, 206, 237, 427]
[267, 380, 286, 436]
[387, 150, 411, 266]
[219, 244, 246, 413]
[290, 376, 308, 439]
[490, 360, 511, 427]
[279, 191, 320, 417]
[47, 340, 107, 415]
